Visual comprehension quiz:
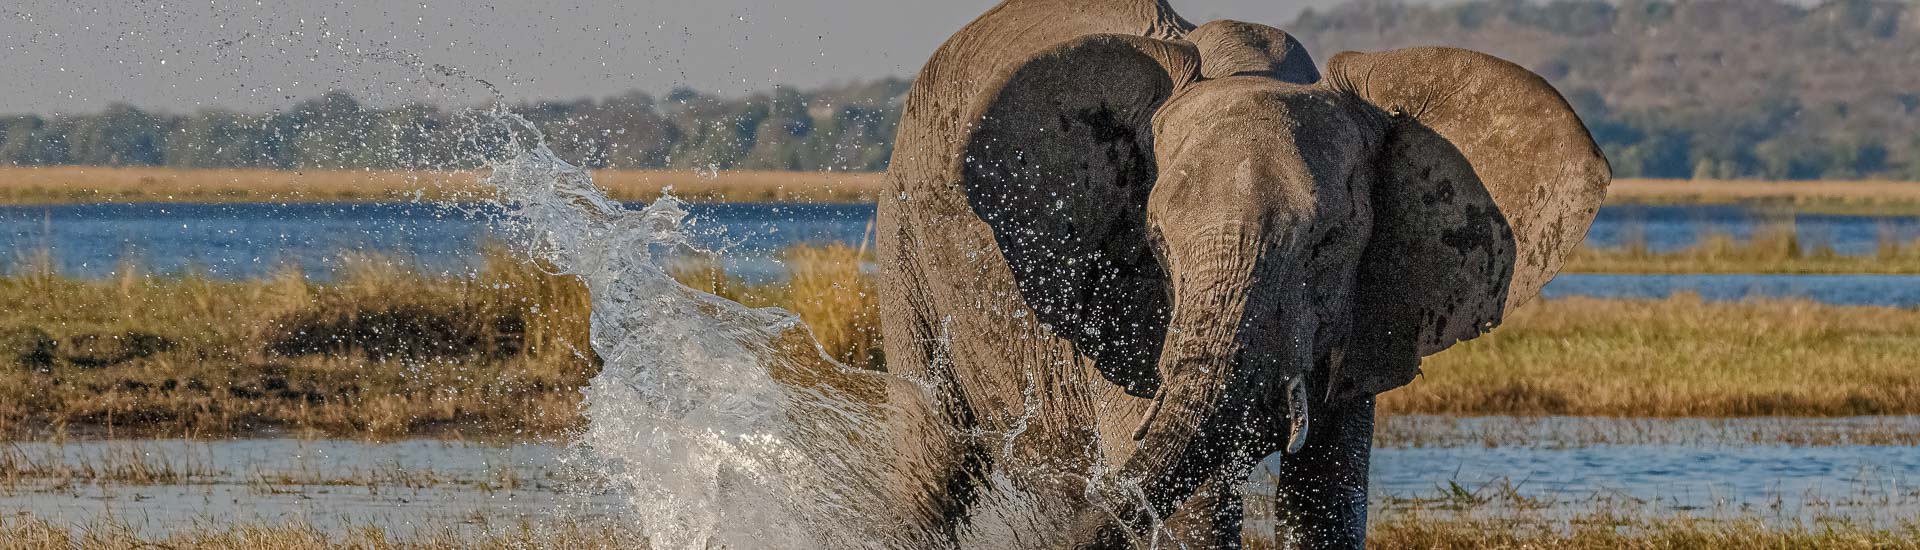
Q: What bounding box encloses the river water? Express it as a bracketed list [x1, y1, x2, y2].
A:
[6, 421, 1916, 539]
[3, 202, 1919, 305]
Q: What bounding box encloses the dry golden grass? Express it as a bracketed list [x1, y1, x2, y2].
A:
[671, 244, 882, 369]
[0, 244, 885, 439]
[0, 166, 480, 204]
[1564, 221, 1920, 274]
[0, 246, 595, 440]
[0, 166, 884, 204]
[6, 168, 1920, 210]
[590, 169, 884, 203]
[696, 253, 1920, 419]
[4, 243, 1919, 439]
[1612, 178, 1920, 213]
[1389, 295, 1920, 418]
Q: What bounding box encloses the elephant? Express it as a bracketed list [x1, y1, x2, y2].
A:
[871, 0, 1610, 547]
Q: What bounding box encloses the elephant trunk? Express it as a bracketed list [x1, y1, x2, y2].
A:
[1119, 222, 1311, 515]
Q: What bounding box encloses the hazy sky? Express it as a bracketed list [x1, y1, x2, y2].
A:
[0, 1, 1416, 115]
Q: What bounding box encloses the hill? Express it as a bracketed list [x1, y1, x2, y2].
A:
[1293, 0, 1920, 180]
[2, 0, 1916, 180]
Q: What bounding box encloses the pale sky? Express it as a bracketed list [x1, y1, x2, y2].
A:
[0, 0, 1420, 115]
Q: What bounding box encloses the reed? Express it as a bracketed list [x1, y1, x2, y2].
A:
[0, 443, 217, 491]
[1565, 219, 1920, 274]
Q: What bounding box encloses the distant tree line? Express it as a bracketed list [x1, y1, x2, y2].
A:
[0, 79, 908, 173]
[5, 0, 1920, 180]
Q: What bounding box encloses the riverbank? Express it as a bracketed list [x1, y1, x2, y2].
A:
[2, 246, 1919, 439]
[1610, 178, 1920, 215]
[1, 167, 1918, 211]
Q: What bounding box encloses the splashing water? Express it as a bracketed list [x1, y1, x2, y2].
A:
[482, 114, 917, 549]
[477, 109, 1172, 549]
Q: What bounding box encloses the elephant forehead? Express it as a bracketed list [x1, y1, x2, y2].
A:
[1188, 19, 1320, 84]
[1156, 80, 1374, 165]
[1150, 91, 1372, 227]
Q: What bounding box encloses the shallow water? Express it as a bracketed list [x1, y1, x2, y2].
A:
[5, 423, 1916, 539]
[0, 201, 872, 280]
[0, 439, 622, 539]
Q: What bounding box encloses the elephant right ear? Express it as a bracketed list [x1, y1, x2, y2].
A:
[959, 35, 1201, 398]
[1328, 47, 1612, 399]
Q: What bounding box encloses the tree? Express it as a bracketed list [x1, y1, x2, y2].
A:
[63, 104, 166, 166]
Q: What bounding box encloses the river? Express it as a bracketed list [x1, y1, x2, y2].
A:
[2, 202, 1919, 305]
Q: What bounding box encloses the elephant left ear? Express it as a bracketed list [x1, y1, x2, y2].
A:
[1327, 47, 1612, 398]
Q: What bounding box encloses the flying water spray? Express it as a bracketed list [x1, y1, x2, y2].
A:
[480, 111, 923, 549]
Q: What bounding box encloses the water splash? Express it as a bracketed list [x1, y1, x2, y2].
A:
[476, 111, 1177, 549]
[482, 113, 914, 549]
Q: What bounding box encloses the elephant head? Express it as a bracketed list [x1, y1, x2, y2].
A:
[954, 19, 1609, 519]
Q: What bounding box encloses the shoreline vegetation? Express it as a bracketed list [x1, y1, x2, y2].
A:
[1564, 220, 1920, 274]
[3, 167, 1920, 211]
[2, 245, 1919, 441]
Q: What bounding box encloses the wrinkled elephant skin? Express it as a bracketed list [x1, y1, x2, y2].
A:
[874, 1, 1611, 548]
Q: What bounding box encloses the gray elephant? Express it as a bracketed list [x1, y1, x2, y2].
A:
[872, 0, 1609, 547]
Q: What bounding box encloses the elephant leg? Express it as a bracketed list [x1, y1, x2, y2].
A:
[1269, 396, 1373, 549]
[1159, 469, 1250, 549]
[873, 377, 985, 546]
[1065, 427, 1271, 549]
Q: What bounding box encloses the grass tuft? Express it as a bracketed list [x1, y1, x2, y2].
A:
[1566, 219, 1920, 274]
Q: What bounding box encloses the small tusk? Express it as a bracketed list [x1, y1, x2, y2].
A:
[1323, 347, 1346, 403]
[1132, 386, 1168, 442]
[1285, 377, 1311, 455]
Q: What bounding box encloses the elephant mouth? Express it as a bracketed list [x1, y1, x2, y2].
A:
[1129, 371, 1314, 456]
[1283, 376, 1311, 455]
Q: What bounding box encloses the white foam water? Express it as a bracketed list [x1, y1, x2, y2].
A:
[482, 114, 917, 549]
[477, 111, 1182, 549]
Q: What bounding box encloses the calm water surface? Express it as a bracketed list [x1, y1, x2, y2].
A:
[3, 203, 1920, 304]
